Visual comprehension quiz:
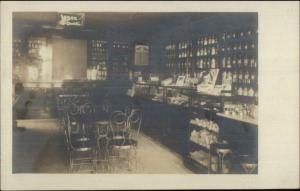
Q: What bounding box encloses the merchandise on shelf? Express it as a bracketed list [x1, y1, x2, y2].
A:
[222, 102, 257, 120]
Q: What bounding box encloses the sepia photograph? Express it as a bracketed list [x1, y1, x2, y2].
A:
[12, 11, 258, 174]
[1, 1, 299, 190]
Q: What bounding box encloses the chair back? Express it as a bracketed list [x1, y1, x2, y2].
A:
[109, 111, 129, 139]
[127, 109, 142, 140]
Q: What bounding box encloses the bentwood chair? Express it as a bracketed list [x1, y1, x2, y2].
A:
[107, 109, 143, 172]
[106, 111, 129, 172]
[64, 116, 97, 173]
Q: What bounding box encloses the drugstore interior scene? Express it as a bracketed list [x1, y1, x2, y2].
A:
[13, 12, 258, 174]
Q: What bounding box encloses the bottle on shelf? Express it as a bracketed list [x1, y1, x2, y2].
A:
[243, 86, 248, 96]
[244, 56, 249, 68]
[238, 71, 244, 84]
[204, 37, 208, 45]
[248, 87, 255, 97]
[211, 46, 216, 55]
[245, 71, 250, 85]
[237, 56, 242, 68]
[232, 56, 237, 68]
[233, 71, 238, 83]
[222, 57, 226, 68]
[227, 57, 232, 68]
[238, 86, 243, 96]
[211, 58, 216, 69]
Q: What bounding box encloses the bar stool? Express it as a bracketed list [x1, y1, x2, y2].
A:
[210, 142, 232, 174]
[239, 154, 258, 174]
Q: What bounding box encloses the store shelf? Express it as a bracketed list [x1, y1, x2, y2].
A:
[189, 139, 211, 153]
[216, 112, 257, 126]
[189, 120, 219, 134]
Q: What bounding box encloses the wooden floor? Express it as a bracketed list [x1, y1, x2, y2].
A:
[13, 119, 193, 174]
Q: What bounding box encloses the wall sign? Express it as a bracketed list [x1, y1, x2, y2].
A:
[57, 13, 85, 26]
[134, 45, 149, 66]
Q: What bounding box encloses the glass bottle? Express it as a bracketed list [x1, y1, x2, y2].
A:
[211, 58, 216, 69]
[243, 86, 248, 96]
[204, 37, 208, 45]
[233, 43, 237, 51]
[200, 38, 204, 45]
[245, 71, 250, 84]
[211, 47, 216, 55]
[238, 56, 242, 68]
[248, 87, 254, 97]
[244, 56, 249, 68]
[244, 43, 248, 50]
[238, 86, 243, 96]
[233, 71, 238, 83]
[222, 33, 226, 40]
[232, 56, 237, 68]
[222, 57, 226, 68]
[238, 43, 242, 51]
[238, 72, 243, 84]
[227, 57, 232, 68]
[207, 48, 211, 55]
[200, 59, 204, 69]
[250, 73, 256, 84]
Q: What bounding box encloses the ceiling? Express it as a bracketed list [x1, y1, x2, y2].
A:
[13, 12, 257, 41]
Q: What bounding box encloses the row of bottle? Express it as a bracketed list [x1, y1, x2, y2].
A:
[221, 56, 257, 69]
[178, 41, 192, 50]
[197, 36, 218, 46]
[87, 65, 108, 81]
[165, 54, 176, 59]
[223, 103, 257, 119]
[196, 58, 217, 69]
[90, 51, 107, 59]
[191, 118, 219, 133]
[178, 51, 193, 58]
[221, 30, 257, 41]
[233, 85, 257, 97]
[220, 42, 256, 53]
[90, 47, 107, 52]
[165, 62, 192, 69]
[196, 46, 218, 56]
[222, 70, 257, 86]
[165, 44, 176, 50]
[91, 40, 107, 48]
[112, 43, 129, 49]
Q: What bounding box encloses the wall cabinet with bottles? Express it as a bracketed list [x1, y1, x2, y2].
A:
[163, 27, 258, 98]
[195, 35, 219, 70]
[219, 29, 258, 98]
[110, 41, 130, 79]
[87, 40, 108, 80]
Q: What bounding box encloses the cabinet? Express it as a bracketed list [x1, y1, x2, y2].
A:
[87, 40, 108, 80]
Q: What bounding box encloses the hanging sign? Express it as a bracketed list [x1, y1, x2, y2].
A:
[57, 13, 85, 26]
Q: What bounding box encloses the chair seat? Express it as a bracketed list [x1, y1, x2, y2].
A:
[108, 131, 130, 139]
[71, 139, 97, 151]
[95, 120, 109, 125]
[70, 133, 91, 142]
[109, 139, 137, 149]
